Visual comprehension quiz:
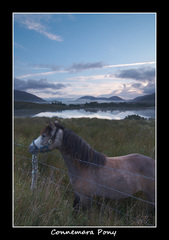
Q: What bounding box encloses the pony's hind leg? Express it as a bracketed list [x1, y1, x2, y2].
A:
[73, 193, 92, 211]
[146, 190, 155, 204]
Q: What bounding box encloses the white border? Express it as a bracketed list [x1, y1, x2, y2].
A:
[12, 12, 157, 229]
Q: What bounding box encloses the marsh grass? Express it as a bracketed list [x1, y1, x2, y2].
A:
[14, 117, 155, 226]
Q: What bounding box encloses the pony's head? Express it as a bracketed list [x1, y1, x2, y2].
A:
[29, 120, 64, 154]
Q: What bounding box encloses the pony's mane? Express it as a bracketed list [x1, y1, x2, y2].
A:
[61, 129, 106, 168]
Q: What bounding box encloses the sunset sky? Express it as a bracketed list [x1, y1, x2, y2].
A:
[13, 13, 156, 100]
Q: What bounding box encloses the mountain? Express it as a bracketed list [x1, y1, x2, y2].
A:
[77, 95, 124, 101]
[78, 95, 96, 100]
[108, 96, 124, 101]
[77, 93, 155, 105]
[131, 93, 155, 102]
[14, 90, 46, 102]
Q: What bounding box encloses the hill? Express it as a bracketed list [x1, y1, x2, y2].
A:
[14, 90, 46, 103]
[132, 93, 155, 103]
[77, 95, 124, 101]
[78, 94, 155, 103]
[108, 96, 124, 101]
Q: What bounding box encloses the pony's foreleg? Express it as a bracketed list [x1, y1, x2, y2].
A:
[80, 195, 92, 210]
[73, 193, 80, 210]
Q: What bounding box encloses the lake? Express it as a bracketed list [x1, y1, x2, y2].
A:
[33, 108, 155, 120]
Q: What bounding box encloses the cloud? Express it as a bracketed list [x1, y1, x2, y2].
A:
[115, 67, 155, 82]
[108, 83, 142, 99]
[30, 63, 61, 71]
[41, 90, 66, 95]
[108, 81, 155, 99]
[103, 61, 155, 69]
[16, 69, 68, 79]
[69, 62, 104, 72]
[14, 78, 66, 91]
[104, 66, 156, 97]
[66, 74, 106, 82]
[14, 14, 63, 42]
[16, 61, 105, 79]
[14, 42, 28, 51]
[67, 61, 155, 73]
[100, 67, 156, 99]
[16, 61, 156, 80]
[141, 82, 155, 94]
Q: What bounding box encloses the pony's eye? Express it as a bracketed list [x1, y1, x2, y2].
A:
[42, 134, 45, 138]
[48, 139, 52, 144]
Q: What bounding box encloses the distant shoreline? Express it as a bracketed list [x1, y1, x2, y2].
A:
[14, 101, 155, 117]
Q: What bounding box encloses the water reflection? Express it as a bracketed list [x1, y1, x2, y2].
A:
[33, 108, 155, 120]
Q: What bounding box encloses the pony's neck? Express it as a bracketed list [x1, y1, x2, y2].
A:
[60, 128, 106, 169]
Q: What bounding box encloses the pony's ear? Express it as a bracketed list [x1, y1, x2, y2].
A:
[54, 119, 59, 125]
[54, 120, 65, 130]
[49, 120, 56, 129]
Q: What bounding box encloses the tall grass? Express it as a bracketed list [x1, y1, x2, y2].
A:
[14, 117, 155, 226]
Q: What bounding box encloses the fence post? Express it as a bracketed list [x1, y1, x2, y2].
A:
[31, 154, 38, 191]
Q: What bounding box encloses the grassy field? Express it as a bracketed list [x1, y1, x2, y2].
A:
[14, 117, 155, 226]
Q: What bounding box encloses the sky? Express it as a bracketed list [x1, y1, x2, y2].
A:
[13, 13, 156, 100]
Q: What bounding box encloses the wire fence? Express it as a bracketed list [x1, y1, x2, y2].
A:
[14, 142, 156, 226]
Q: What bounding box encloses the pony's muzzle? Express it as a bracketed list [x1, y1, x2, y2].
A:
[29, 142, 39, 155]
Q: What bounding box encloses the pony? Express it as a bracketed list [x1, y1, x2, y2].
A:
[29, 120, 155, 210]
